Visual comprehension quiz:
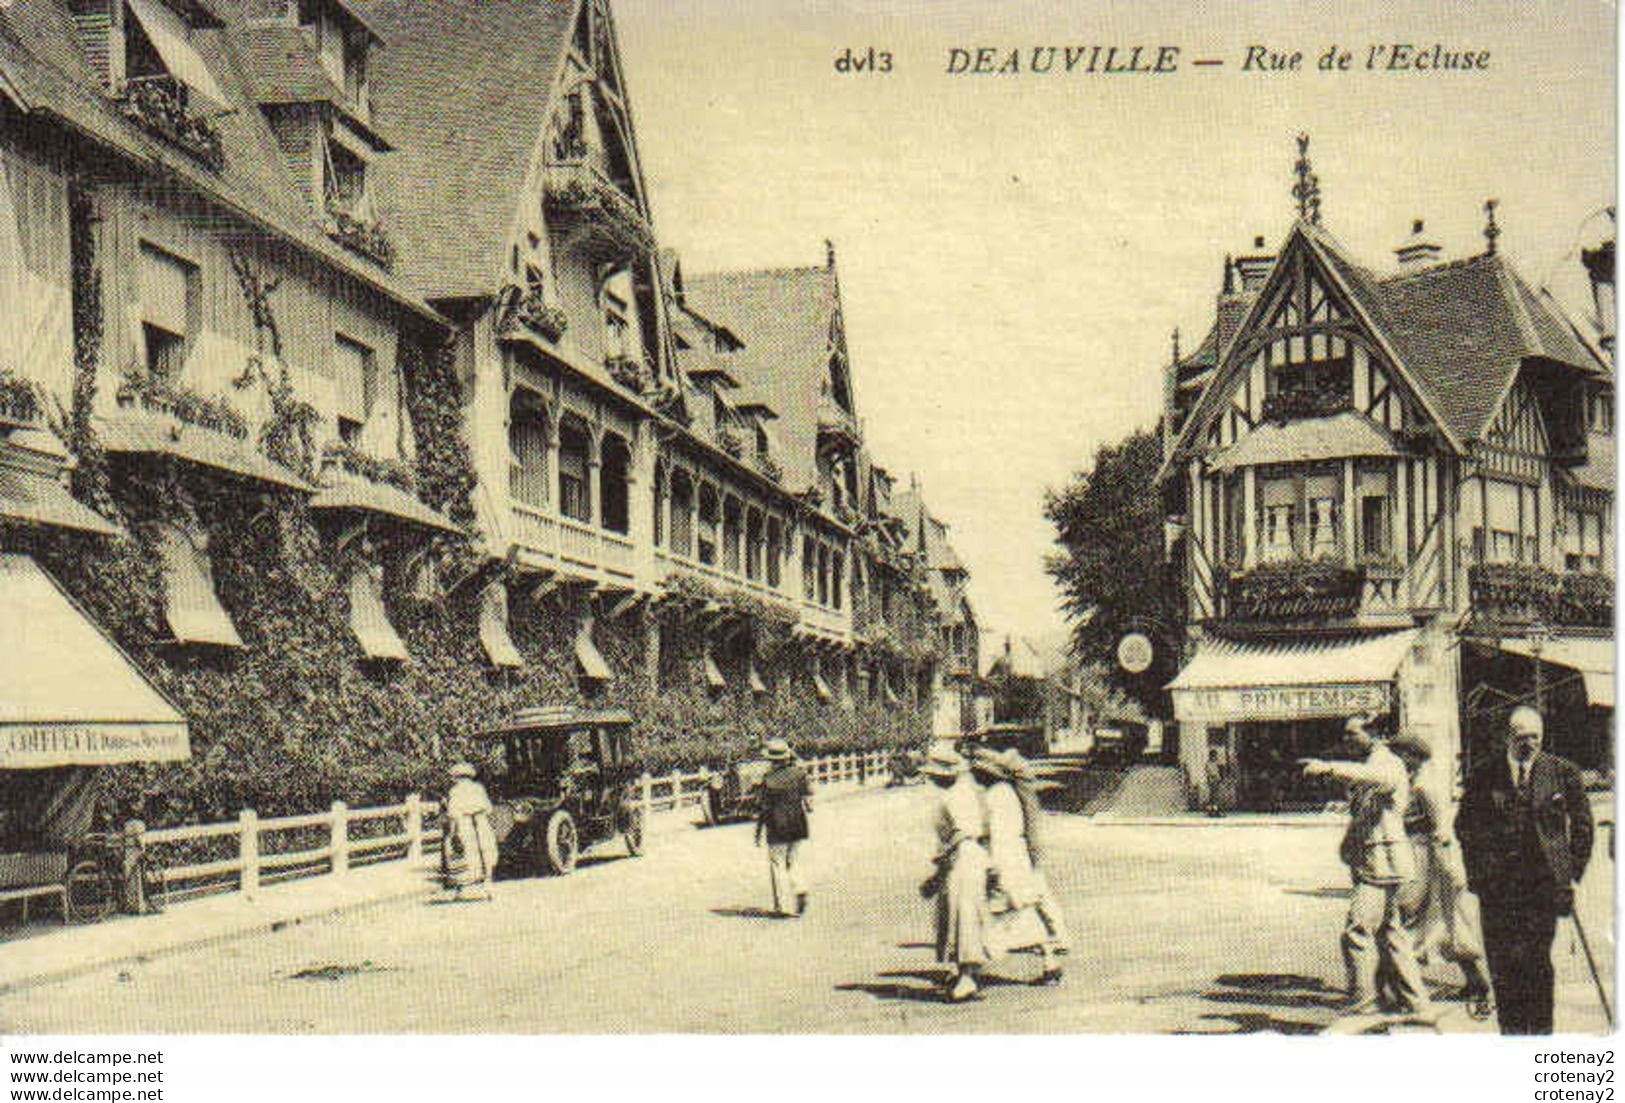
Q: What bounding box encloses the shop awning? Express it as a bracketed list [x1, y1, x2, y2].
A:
[1213, 411, 1403, 472]
[0, 465, 122, 536]
[348, 564, 408, 661]
[811, 660, 832, 701]
[311, 477, 463, 535]
[1494, 636, 1615, 709]
[1168, 630, 1417, 723]
[125, 0, 228, 103]
[0, 554, 189, 767]
[748, 660, 768, 696]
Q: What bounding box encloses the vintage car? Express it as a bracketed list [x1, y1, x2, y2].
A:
[702, 757, 771, 825]
[472, 706, 645, 876]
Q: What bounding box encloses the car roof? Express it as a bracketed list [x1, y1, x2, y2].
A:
[474, 705, 634, 740]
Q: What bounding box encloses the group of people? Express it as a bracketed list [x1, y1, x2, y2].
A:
[1301, 705, 1595, 1034]
[919, 743, 1071, 1002]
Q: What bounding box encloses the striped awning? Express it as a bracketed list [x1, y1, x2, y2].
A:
[478, 581, 521, 669]
[574, 625, 611, 681]
[348, 563, 407, 661]
[158, 525, 242, 647]
[1168, 630, 1416, 723]
[0, 554, 189, 767]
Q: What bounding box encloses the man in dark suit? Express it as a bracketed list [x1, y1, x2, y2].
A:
[1456, 705, 1594, 1035]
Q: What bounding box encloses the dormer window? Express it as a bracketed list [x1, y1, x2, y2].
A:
[294, 0, 370, 115]
[323, 131, 369, 220]
[1588, 389, 1614, 435]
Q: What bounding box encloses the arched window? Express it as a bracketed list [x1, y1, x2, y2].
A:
[766, 517, 783, 588]
[697, 483, 720, 565]
[722, 496, 743, 574]
[508, 389, 550, 509]
[599, 432, 631, 534]
[745, 507, 764, 581]
[669, 469, 694, 556]
[557, 413, 591, 523]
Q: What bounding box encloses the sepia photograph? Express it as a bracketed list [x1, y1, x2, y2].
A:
[0, 0, 1616, 1090]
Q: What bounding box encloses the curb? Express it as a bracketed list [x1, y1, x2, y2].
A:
[0, 871, 439, 998]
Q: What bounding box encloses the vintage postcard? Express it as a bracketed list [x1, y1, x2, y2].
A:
[0, 0, 1615, 1083]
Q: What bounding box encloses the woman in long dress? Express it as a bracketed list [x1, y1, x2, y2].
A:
[919, 746, 993, 1002]
[442, 761, 499, 901]
[1388, 736, 1493, 1019]
[998, 748, 1072, 957]
[972, 747, 1063, 985]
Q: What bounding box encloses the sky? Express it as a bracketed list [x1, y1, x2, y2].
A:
[610, 0, 1615, 650]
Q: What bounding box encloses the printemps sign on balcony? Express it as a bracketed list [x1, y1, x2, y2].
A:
[1219, 560, 1364, 621]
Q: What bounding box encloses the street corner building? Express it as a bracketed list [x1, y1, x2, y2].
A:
[1159, 188, 1614, 812]
[0, 0, 980, 855]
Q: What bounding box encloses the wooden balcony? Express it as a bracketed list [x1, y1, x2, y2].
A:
[653, 547, 792, 609]
[509, 502, 637, 587]
[544, 160, 655, 261]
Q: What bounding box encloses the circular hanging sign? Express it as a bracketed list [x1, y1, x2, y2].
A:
[1117, 632, 1154, 675]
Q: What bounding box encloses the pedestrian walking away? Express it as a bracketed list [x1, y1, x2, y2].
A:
[1387, 734, 1494, 1020]
[1301, 714, 1434, 1021]
[919, 745, 994, 1002]
[971, 747, 1062, 985]
[1456, 706, 1595, 1035]
[755, 738, 811, 917]
[442, 762, 499, 902]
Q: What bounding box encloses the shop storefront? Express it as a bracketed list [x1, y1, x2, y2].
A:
[0, 553, 190, 915]
[1169, 626, 1459, 811]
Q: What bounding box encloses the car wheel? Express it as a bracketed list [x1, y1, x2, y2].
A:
[543, 810, 578, 875]
[64, 859, 115, 924]
[623, 807, 645, 857]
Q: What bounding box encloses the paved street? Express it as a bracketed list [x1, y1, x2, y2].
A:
[0, 785, 1612, 1035]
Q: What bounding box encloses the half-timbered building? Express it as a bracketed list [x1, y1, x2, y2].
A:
[1162, 211, 1613, 810]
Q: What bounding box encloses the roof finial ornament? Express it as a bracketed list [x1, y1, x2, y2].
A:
[1171, 327, 1181, 364]
[1483, 198, 1500, 256]
[825, 238, 836, 269]
[1222, 254, 1236, 295]
[1292, 133, 1321, 225]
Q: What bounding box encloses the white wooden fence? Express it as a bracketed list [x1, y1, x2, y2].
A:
[130, 749, 899, 905]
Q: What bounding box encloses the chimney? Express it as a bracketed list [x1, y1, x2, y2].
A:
[1233, 236, 1273, 292]
[1582, 237, 1615, 357]
[1395, 219, 1442, 268]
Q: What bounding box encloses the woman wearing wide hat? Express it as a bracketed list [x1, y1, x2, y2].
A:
[919, 745, 993, 1001]
[971, 746, 1062, 985]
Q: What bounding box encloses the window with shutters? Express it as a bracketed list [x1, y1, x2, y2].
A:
[138, 242, 195, 379]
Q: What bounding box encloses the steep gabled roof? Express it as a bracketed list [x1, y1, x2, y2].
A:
[0, 0, 433, 318]
[348, 0, 577, 300]
[681, 264, 839, 493]
[232, 22, 389, 148]
[1165, 219, 1609, 475]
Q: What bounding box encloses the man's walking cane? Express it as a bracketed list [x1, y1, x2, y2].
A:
[1569, 906, 1613, 1027]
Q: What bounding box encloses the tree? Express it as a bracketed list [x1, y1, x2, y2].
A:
[1044, 428, 1181, 717]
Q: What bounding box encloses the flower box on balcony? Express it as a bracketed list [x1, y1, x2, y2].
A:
[322, 204, 394, 268]
[497, 286, 568, 343]
[752, 452, 783, 483]
[1260, 385, 1353, 425]
[116, 369, 249, 440]
[321, 441, 416, 493]
[606, 354, 650, 394]
[544, 161, 655, 256]
[0, 371, 43, 429]
[1469, 562, 1562, 626]
[115, 77, 225, 171]
[1220, 560, 1364, 621]
[1558, 572, 1613, 628]
[715, 424, 744, 459]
